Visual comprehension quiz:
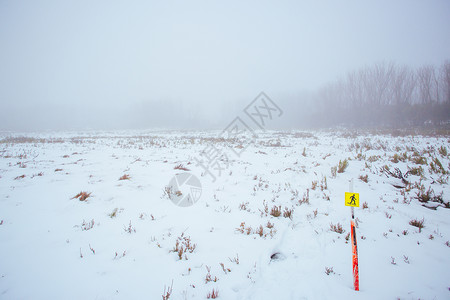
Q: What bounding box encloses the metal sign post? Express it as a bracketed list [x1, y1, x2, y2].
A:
[346, 179, 359, 291]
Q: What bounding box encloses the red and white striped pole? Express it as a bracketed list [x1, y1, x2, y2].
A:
[349, 179, 359, 291]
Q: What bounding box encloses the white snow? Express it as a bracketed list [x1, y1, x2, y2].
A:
[0, 130, 449, 299]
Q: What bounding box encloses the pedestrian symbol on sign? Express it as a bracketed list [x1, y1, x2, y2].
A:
[348, 194, 356, 205]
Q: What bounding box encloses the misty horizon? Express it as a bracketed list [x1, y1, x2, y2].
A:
[1, 0, 450, 131]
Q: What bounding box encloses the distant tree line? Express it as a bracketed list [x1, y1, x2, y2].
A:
[310, 61, 450, 128]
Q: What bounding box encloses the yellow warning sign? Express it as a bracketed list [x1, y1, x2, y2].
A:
[345, 192, 359, 207]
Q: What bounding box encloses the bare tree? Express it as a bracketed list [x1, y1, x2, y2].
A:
[440, 61, 450, 104]
[390, 65, 416, 105]
[312, 60, 449, 128]
[417, 65, 439, 104]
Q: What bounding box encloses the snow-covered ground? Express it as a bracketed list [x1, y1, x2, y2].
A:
[0, 130, 449, 300]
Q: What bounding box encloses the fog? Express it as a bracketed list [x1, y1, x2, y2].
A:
[1, 0, 449, 131]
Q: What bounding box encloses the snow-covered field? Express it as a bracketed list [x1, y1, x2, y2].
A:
[0, 130, 449, 300]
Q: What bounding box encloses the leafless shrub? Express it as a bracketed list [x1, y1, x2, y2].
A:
[124, 221, 136, 234]
[229, 254, 239, 264]
[380, 166, 409, 184]
[239, 202, 249, 211]
[330, 166, 337, 178]
[362, 202, 368, 209]
[325, 266, 335, 275]
[81, 219, 95, 231]
[409, 218, 425, 232]
[330, 222, 345, 234]
[163, 186, 174, 200]
[415, 186, 443, 204]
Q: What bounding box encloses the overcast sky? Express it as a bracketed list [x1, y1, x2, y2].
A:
[1, 0, 449, 131]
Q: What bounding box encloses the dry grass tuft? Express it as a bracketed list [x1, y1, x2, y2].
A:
[205, 265, 218, 284]
[359, 174, 368, 183]
[81, 219, 95, 231]
[109, 208, 119, 218]
[325, 266, 335, 275]
[270, 205, 282, 217]
[73, 191, 91, 201]
[119, 174, 131, 180]
[207, 288, 219, 299]
[337, 159, 349, 173]
[409, 218, 425, 232]
[162, 280, 173, 300]
[174, 164, 190, 171]
[283, 207, 293, 219]
[171, 233, 196, 260]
